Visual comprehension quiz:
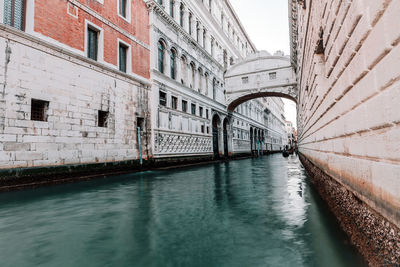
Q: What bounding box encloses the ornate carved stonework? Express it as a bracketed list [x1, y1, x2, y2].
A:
[154, 131, 212, 154]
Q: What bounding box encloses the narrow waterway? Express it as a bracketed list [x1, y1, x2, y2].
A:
[0, 154, 365, 267]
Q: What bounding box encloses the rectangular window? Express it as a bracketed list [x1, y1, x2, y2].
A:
[4, 0, 25, 31]
[201, 125, 205, 133]
[191, 103, 196, 115]
[119, 43, 128, 73]
[171, 96, 178, 110]
[31, 99, 49, 122]
[207, 127, 209, 134]
[199, 106, 203, 117]
[159, 91, 167, 106]
[98, 110, 109, 127]
[119, 0, 127, 18]
[87, 27, 98, 61]
[182, 100, 188, 113]
[269, 72, 277, 80]
[206, 109, 209, 119]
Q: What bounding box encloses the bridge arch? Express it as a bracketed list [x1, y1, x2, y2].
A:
[225, 51, 298, 112]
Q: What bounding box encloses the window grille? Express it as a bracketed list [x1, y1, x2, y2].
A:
[31, 99, 49, 122]
[98, 110, 109, 127]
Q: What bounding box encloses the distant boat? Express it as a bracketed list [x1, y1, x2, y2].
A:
[282, 150, 290, 157]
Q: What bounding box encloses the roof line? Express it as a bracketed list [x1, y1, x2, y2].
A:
[224, 0, 257, 52]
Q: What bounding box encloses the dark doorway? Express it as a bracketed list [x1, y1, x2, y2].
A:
[212, 114, 221, 158]
[223, 118, 229, 157]
[250, 127, 253, 155]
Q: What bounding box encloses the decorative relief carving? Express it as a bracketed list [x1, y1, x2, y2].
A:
[155, 131, 212, 154]
[233, 139, 250, 152]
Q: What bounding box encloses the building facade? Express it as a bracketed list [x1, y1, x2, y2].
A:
[290, 0, 400, 264]
[284, 120, 296, 148]
[147, 0, 286, 159]
[0, 0, 150, 170]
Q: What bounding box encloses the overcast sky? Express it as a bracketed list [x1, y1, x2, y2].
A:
[230, 0, 297, 127]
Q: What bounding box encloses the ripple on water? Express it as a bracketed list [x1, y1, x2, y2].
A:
[0, 154, 365, 267]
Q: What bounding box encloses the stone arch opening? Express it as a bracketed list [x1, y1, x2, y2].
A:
[212, 114, 221, 158]
[249, 127, 254, 153]
[223, 118, 230, 157]
[227, 92, 297, 112]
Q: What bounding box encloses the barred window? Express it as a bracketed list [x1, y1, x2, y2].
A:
[31, 99, 49, 122]
[98, 110, 109, 127]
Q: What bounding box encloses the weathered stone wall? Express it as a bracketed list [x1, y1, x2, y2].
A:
[0, 26, 150, 169]
[300, 154, 400, 265]
[295, 0, 400, 229]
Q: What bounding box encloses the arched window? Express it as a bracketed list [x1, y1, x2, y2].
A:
[170, 49, 176, 80]
[180, 4, 184, 27]
[223, 49, 228, 69]
[209, 0, 212, 12]
[196, 22, 200, 42]
[210, 38, 214, 57]
[158, 41, 165, 73]
[204, 73, 209, 96]
[170, 0, 174, 17]
[189, 13, 193, 35]
[181, 56, 187, 85]
[190, 62, 196, 89]
[198, 68, 203, 93]
[203, 29, 206, 48]
[212, 78, 217, 100]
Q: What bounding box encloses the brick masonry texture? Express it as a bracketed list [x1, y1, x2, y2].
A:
[295, 0, 400, 231]
[34, 0, 150, 78]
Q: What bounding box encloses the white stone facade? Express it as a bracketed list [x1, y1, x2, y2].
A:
[147, 0, 287, 158]
[291, 0, 400, 227]
[0, 26, 150, 169]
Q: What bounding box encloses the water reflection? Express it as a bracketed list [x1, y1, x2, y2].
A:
[0, 155, 365, 267]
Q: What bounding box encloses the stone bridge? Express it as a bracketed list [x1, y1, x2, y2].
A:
[225, 51, 298, 112]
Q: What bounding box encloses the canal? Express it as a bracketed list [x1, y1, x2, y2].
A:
[0, 154, 365, 267]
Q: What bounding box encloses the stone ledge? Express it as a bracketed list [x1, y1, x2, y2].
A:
[0, 153, 256, 191]
[299, 154, 400, 266]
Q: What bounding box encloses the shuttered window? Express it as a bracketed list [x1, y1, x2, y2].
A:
[4, 0, 26, 31]
[87, 27, 98, 61]
[119, 44, 127, 73]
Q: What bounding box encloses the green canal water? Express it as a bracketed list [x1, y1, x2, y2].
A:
[0, 155, 365, 267]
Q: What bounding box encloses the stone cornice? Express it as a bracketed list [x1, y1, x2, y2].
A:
[223, 0, 257, 52]
[0, 24, 151, 86]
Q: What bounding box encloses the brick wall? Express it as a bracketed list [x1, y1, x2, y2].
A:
[296, 0, 400, 227]
[34, 0, 150, 78]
